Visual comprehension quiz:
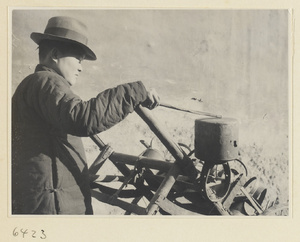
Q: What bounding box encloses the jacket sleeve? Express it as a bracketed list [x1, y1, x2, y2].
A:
[36, 77, 148, 137]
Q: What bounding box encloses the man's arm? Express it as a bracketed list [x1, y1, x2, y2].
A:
[41, 79, 158, 136]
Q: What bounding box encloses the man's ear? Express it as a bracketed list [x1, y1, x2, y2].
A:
[51, 48, 59, 63]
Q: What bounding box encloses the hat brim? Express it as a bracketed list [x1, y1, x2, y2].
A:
[31, 32, 97, 61]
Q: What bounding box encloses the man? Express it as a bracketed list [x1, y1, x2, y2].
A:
[12, 16, 160, 215]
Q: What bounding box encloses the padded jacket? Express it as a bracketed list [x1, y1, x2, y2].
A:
[12, 64, 148, 214]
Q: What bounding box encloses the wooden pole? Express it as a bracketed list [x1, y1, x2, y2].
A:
[135, 105, 199, 214]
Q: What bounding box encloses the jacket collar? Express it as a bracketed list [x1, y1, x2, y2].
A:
[35, 64, 58, 74]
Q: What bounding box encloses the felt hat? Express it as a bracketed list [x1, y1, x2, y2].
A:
[30, 16, 96, 60]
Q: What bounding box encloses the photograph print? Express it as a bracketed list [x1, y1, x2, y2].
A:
[11, 9, 289, 216]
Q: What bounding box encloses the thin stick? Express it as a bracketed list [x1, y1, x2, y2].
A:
[159, 102, 222, 118]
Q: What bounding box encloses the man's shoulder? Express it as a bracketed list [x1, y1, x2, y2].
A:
[12, 69, 71, 99]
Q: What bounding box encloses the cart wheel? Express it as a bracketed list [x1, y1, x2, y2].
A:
[199, 162, 231, 202]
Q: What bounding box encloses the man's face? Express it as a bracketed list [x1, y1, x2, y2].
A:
[55, 48, 85, 86]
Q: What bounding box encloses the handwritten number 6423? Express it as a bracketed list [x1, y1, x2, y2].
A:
[12, 227, 46, 239]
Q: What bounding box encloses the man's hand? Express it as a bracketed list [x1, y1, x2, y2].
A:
[142, 88, 160, 110]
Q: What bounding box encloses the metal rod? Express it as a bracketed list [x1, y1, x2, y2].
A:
[159, 102, 222, 118]
[90, 134, 106, 149]
[110, 152, 173, 172]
